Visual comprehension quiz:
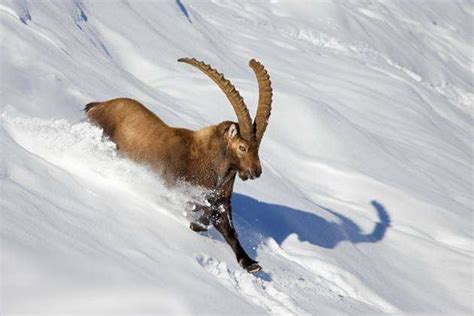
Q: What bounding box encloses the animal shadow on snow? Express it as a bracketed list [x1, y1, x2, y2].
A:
[232, 194, 391, 257]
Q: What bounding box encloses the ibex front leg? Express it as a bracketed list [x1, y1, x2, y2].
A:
[210, 199, 261, 273]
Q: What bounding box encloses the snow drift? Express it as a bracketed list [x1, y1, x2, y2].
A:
[1, 0, 472, 314]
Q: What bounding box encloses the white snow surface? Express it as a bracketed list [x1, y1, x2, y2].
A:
[1, 0, 472, 314]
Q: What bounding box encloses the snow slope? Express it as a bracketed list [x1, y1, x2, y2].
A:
[1, 0, 472, 314]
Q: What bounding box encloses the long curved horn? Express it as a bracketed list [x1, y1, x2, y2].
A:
[178, 57, 254, 141]
[249, 59, 273, 147]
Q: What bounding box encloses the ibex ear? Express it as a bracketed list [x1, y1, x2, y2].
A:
[228, 124, 238, 139]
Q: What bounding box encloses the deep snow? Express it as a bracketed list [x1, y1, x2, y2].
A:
[1, 0, 472, 314]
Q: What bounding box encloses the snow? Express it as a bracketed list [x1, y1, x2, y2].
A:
[1, 0, 472, 314]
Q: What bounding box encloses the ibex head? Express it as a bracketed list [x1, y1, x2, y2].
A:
[178, 58, 273, 181]
[224, 122, 261, 180]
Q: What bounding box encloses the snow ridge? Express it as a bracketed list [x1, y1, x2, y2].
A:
[1, 0, 472, 314]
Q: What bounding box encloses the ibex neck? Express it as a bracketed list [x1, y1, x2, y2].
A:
[192, 124, 234, 189]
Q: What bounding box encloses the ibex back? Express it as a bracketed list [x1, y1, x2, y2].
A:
[85, 58, 273, 273]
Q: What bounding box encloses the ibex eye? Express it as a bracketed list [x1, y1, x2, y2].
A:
[239, 145, 247, 152]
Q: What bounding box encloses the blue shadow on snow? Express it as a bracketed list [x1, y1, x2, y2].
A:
[232, 194, 390, 252]
[176, 0, 192, 23]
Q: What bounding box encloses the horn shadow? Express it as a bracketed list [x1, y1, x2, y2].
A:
[232, 194, 391, 258]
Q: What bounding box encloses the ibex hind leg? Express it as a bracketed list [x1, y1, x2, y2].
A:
[189, 214, 210, 232]
[187, 202, 211, 232]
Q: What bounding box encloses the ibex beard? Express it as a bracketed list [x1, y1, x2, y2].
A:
[85, 57, 273, 273]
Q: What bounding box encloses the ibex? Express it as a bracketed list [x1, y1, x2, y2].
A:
[85, 58, 272, 273]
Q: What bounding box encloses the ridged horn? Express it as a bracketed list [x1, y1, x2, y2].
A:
[178, 57, 254, 141]
[249, 59, 272, 147]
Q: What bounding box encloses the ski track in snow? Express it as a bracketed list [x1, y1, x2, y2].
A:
[1, 0, 472, 315]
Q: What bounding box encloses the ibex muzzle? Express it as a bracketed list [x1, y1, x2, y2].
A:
[85, 58, 273, 273]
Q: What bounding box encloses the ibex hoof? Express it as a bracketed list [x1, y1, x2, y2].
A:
[189, 222, 209, 232]
[246, 263, 262, 273]
[239, 258, 262, 273]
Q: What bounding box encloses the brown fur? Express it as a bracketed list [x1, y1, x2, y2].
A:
[86, 98, 259, 190]
[84, 58, 272, 273]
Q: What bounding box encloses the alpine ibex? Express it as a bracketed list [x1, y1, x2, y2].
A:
[85, 58, 273, 273]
